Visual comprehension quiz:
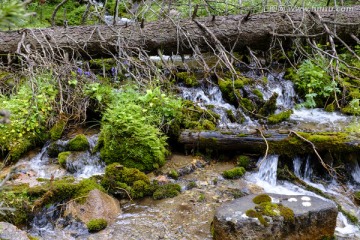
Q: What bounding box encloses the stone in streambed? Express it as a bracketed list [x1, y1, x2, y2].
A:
[0, 222, 30, 240]
[212, 193, 337, 240]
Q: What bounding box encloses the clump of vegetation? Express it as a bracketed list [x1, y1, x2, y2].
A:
[218, 76, 250, 106]
[237, 155, 250, 169]
[175, 72, 199, 87]
[252, 194, 271, 204]
[181, 100, 219, 131]
[187, 181, 197, 190]
[86, 218, 108, 232]
[246, 194, 294, 226]
[222, 167, 246, 179]
[67, 134, 89, 151]
[258, 93, 278, 116]
[49, 119, 66, 141]
[267, 110, 293, 124]
[98, 87, 182, 172]
[101, 163, 153, 199]
[168, 169, 179, 180]
[153, 183, 181, 200]
[58, 151, 71, 168]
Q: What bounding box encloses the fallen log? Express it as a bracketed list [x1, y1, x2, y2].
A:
[178, 130, 360, 156]
[0, 6, 359, 59]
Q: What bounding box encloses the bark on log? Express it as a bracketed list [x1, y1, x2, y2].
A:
[178, 130, 360, 155]
[0, 6, 360, 59]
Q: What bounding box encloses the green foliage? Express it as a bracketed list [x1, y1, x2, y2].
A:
[222, 167, 245, 179]
[58, 151, 71, 168]
[86, 218, 108, 232]
[0, 0, 30, 29]
[168, 169, 179, 180]
[292, 56, 339, 108]
[67, 134, 89, 151]
[153, 183, 181, 200]
[236, 155, 250, 169]
[99, 87, 182, 172]
[0, 74, 57, 162]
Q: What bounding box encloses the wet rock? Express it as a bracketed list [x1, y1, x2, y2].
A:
[47, 141, 67, 157]
[213, 194, 338, 240]
[64, 189, 121, 224]
[0, 222, 30, 240]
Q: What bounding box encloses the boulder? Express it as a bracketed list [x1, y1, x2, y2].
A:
[0, 222, 30, 240]
[212, 194, 338, 240]
[64, 189, 121, 224]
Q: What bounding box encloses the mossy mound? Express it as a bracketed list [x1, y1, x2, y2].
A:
[67, 134, 89, 151]
[218, 76, 250, 106]
[246, 194, 295, 226]
[222, 167, 246, 179]
[101, 163, 153, 199]
[49, 119, 66, 141]
[267, 110, 293, 124]
[153, 183, 181, 200]
[86, 218, 108, 232]
[252, 194, 271, 204]
[236, 155, 251, 169]
[175, 72, 199, 87]
[58, 151, 71, 168]
[181, 100, 219, 130]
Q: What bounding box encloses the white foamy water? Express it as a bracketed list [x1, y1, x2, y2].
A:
[247, 155, 360, 238]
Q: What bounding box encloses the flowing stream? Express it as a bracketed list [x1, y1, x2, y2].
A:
[247, 155, 360, 239]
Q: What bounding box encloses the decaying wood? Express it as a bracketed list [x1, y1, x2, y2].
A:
[0, 6, 359, 60]
[178, 130, 360, 155]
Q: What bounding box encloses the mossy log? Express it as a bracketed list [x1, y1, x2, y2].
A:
[179, 130, 360, 156]
[0, 6, 360, 59]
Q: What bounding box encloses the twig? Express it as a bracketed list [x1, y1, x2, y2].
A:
[255, 128, 269, 168]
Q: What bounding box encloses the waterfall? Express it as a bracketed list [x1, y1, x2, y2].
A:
[256, 155, 279, 186]
[293, 156, 302, 178]
[303, 156, 313, 182]
[351, 161, 360, 183]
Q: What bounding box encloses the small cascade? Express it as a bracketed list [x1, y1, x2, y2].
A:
[180, 85, 256, 129]
[256, 155, 279, 186]
[293, 156, 302, 178]
[256, 72, 296, 111]
[303, 156, 313, 182]
[351, 161, 360, 184]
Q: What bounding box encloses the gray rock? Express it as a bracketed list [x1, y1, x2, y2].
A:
[213, 193, 338, 240]
[0, 222, 29, 240]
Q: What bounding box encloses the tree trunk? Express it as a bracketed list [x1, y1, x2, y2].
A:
[178, 130, 360, 155]
[0, 6, 359, 59]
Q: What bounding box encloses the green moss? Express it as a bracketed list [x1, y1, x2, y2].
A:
[279, 205, 295, 222]
[240, 98, 255, 112]
[176, 72, 199, 87]
[187, 181, 197, 190]
[153, 183, 181, 200]
[267, 110, 293, 124]
[198, 193, 206, 202]
[58, 151, 71, 168]
[86, 218, 107, 232]
[245, 209, 268, 226]
[181, 100, 219, 130]
[236, 155, 250, 169]
[168, 169, 179, 180]
[258, 93, 278, 116]
[49, 119, 66, 141]
[200, 119, 216, 130]
[226, 110, 237, 123]
[257, 202, 279, 216]
[325, 103, 335, 112]
[67, 134, 89, 151]
[101, 163, 152, 199]
[222, 167, 246, 179]
[252, 194, 271, 204]
[252, 89, 263, 99]
[218, 76, 249, 106]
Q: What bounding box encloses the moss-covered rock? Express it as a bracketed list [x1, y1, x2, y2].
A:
[258, 93, 278, 116]
[168, 169, 179, 180]
[176, 72, 199, 87]
[101, 163, 153, 199]
[49, 119, 66, 141]
[86, 218, 108, 232]
[218, 76, 250, 106]
[153, 183, 181, 200]
[222, 167, 246, 179]
[58, 151, 71, 168]
[252, 194, 271, 204]
[67, 134, 89, 151]
[267, 110, 293, 124]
